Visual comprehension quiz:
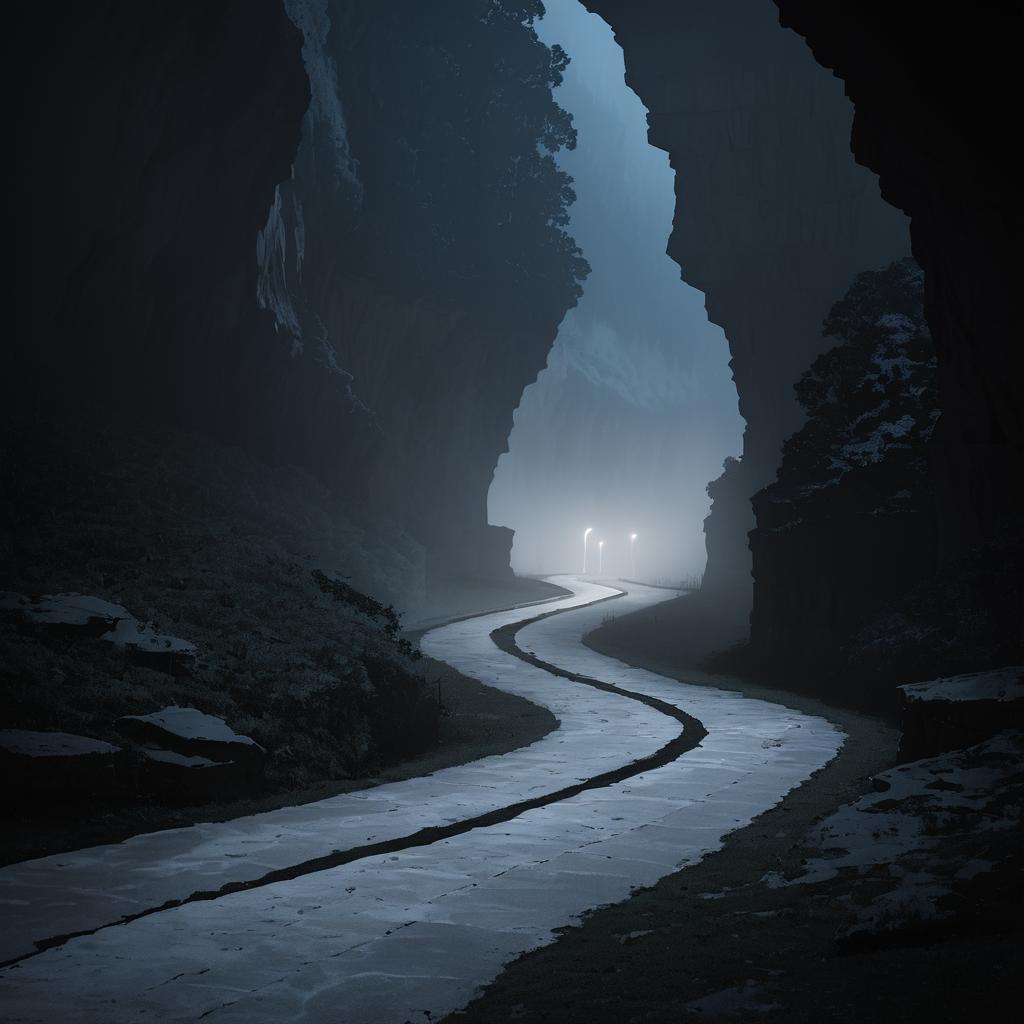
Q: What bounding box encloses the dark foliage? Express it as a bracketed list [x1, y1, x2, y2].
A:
[746, 260, 947, 706]
[760, 257, 937, 530]
[313, 569, 420, 662]
[327, 0, 589, 328]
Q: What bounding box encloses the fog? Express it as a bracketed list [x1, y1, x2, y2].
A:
[488, 0, 744, 582]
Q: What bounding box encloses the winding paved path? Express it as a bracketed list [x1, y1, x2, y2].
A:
[0, 578, 842, 1023]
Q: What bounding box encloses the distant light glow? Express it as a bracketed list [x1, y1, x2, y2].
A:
[583, 526, 593, 574]
[487, 0, 743, 579]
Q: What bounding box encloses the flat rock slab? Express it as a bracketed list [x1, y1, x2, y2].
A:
[0, 578, 843, 1023]
[0, 592, 128, 628]
[900, 666, 1024, 704]
[0, 732, 120, 759]
[1, 591, 196, 661]
[898, 665, 1024, 761]
[0, 731, 125, 805]
[116, 707, 265, 775]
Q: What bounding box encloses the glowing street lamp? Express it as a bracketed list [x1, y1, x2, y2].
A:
[629, 532, 638, 578]
[582, 527, 593, 575]
[598, 539, 605, 575]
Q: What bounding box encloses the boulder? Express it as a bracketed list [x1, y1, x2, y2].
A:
[100, 616, 196, 671]
[0, 591, 128, 637]
[116, 706, 265, 786]
[897, 666, 1024, 762]
[1, 591, 196, 669]
[0, 729, 126, 804]
[134, 747, 248, 804]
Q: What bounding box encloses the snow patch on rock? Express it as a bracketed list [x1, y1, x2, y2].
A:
[122, 707, 259, 747]
[900, 666, 1024, 704]
[101, 618, 196, 656]
[5, 592, 129, 627]
[1, 591, 196, 658]
[138, 747, 223, 769]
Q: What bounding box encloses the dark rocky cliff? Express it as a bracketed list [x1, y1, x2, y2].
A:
[9, 1, 584, 604]
[312, 272, 555, 582]
[775, 3, 1022, 565]
[11, 1, 309, 441]
[748, 259, 941, 697]
[583, 0, 909, 615]
[751, 2, 1023, 698]
[585, 2, 1019, 698]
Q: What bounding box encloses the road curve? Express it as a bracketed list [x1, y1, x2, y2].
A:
[0, 577, 842, 1023]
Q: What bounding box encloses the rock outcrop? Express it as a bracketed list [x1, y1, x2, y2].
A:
[10, 1, 584, 599]
[742, 5, 1023, 689]
[11, 1, 309, 442]
[897, 667, 1024, 763]
[117, 706, 266, 799]
[584, 0, 909, 618]
[254, 1, 586, 586]
[0, 731, 126, 805]
[774, 3, 1022, 564]
[747, 259, 940, 687]
[115, 706, 265, 771]
[1, 592, 197, 671]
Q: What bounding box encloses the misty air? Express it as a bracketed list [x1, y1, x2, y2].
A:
[2, 2, 1020, 1023]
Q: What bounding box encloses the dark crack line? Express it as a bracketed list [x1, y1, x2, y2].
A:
[4, 583, 707, 969]
[489, 592, 708, 739]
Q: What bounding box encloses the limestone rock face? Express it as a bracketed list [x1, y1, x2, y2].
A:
[584, 0, 909, 619]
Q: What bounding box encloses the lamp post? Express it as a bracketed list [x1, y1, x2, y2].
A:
[598, 539, 605, 575]
[629, 532, 638, 579]
[582, 527, 593, 575]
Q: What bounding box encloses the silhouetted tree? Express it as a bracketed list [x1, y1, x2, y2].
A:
[330, 0, 589, 328]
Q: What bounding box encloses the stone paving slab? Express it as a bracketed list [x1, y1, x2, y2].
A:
[0, 578, 844, 1023]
